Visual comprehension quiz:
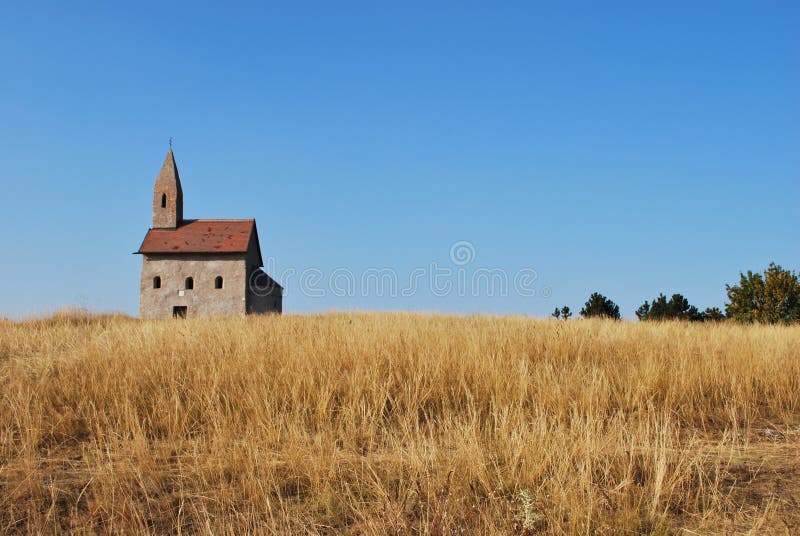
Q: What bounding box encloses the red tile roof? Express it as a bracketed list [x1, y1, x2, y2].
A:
[137, 220, 260, 262]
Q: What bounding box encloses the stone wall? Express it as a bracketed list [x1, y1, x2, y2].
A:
[139, 254, 247, 318]
[152, 151, 183, 229]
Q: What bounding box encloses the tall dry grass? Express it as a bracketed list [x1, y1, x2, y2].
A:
[0, 312, 798, 534]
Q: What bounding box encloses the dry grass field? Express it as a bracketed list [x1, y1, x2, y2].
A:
[1, 312, 799, 534]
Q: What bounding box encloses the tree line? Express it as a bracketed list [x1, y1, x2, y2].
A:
[552, 262, 800, 324]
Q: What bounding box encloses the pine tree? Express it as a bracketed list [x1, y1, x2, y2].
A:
[580, 293, 620, 320]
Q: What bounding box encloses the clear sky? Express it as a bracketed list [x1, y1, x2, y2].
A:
[1, 1, 798, 318]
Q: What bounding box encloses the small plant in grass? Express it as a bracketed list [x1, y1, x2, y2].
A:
[515, 488, 545, 532]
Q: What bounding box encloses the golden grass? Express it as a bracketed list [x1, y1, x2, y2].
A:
[1, 312, 799, 534]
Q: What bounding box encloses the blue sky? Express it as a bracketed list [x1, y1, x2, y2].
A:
[1, 1, 798, 318]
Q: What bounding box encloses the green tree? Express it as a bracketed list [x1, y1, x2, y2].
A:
[636, 293, 703, 321]
[725, 263, 800, 324]
[580, 292, 620, 320]
[702, 307, 725, 322]
[635, 300, 651, 321]
[552, 306, 572, 320]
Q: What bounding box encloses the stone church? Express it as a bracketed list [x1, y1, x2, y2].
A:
[136, 150, 282, 318]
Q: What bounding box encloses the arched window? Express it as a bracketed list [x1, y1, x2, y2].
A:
[185, 277, 193, 290]
[153, 276, 161, 289]
[214, 276, 223, 289]
[161, 193, 167, 208]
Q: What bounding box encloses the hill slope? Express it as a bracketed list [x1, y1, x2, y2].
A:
[1, 313, 798, 533]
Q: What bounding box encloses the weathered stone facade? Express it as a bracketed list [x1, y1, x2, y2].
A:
[136, 151, 282, 318]
[140, 254, 247, 318]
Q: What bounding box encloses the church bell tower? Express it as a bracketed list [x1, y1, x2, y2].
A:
[152, 149, 183, 229]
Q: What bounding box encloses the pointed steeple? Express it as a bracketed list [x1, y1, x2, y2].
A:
[157, 150, 182, 188]
[152, 149, 184, 229]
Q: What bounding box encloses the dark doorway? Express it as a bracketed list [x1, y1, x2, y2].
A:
[172, 306, 187, 319]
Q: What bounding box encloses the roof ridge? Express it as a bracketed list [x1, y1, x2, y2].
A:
[185, 218, 255, 222]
